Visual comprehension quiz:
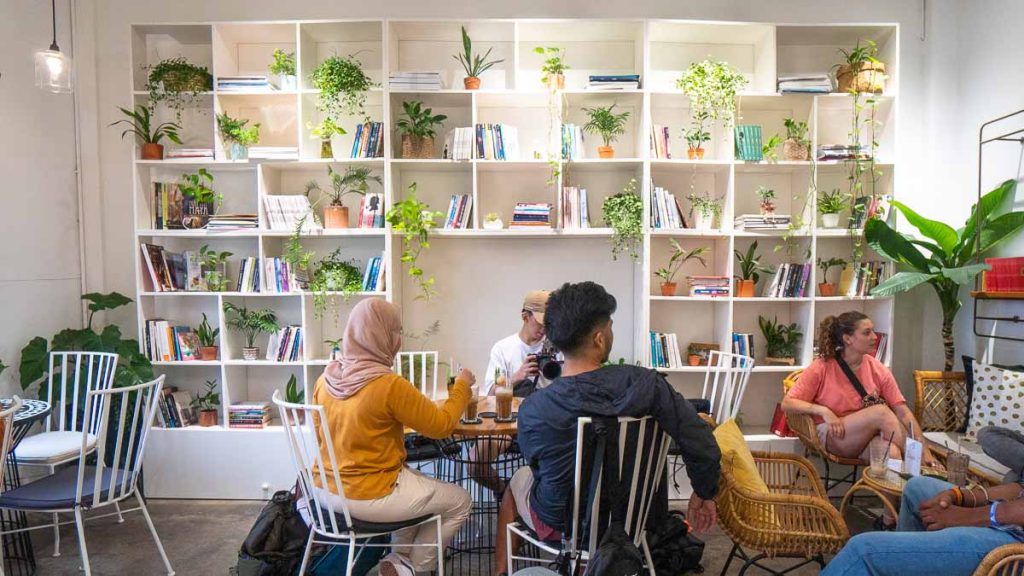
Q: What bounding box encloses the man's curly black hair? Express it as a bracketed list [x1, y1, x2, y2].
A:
[543, 281, 617, 355]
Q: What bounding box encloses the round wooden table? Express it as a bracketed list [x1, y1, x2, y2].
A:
[446, 396, 522, 437]
[839, 467, 946, 523]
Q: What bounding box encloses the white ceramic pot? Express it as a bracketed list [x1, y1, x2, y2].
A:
[694, 212, 715, 231]
[276, 74, 297, 91]
[483, 219, 504, 230]
[821, 213, 841, 228]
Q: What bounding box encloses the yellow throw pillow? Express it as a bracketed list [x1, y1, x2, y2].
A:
[713, 418, 769, 494]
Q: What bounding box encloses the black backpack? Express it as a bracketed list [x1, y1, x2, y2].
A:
[234, 490, 310, 576]
[645, 510, 704, 575]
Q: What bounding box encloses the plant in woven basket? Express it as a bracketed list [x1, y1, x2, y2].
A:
[311, 54, 376, 121]
[387, 183, 443, 301]
[782, 118, 810, 161]
[396, 100, 448, 159]
[453, 26, 504, 89]
[834, 40, 885, 94]
[535, 46, 568, 89]
[758, 315, 802, 361]
[582, 103, 630, 158]
[144, 57, 212, 122]
[602, 178, 643, 262]
[110, 105, 182, 160]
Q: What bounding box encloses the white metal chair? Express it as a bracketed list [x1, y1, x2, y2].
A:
[701, 350, 755, 425]
[0, 375, 173, 576]
[0, 397, 24, 486]
[507, 416, 672, 575]
[272, 390, 445, 576]
[15, 351, 119, 557]
[394, 351, 440, 400]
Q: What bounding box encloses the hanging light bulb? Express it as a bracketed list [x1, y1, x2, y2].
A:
[34, 0, 72, 93]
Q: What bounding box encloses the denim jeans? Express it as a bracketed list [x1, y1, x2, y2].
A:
[978, 426, 1024, 482]
[822, 476, 1018, 575]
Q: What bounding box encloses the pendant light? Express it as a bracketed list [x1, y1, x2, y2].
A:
[35, 0, 72, 93]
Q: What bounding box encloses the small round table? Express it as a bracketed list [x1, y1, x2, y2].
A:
[2, 398, 52, 576]
[839, 467, 946, 524]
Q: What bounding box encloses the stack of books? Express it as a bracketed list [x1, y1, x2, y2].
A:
[561, 124, 585, 160]
[389, 71, 442, 91]
[165, 148, 214, 160]
[586, 74, 640, 90]
[236, 256, 261, 293]
[228, 403, 271, 429]
[140, 244, 213, 292]
[207, 214, 258, 230]
[356, 193, 385, 228]
[982, 257, 1024, 292]
[560, 187, 591, 229]
[444, 127, 475, 160]
[688, 276, 730, 298]
[143, 320, 201, 362]
[267, 326, 303, 362]
[732, 332, 755, 358]
[151, 183, 184, 229]
[249, 146, 298, 160]
[156, 387, 199, 428]
[262, 257, 294, 294]
[350, 122, 385, 158]
[649, 186, 686, 229]
[362, 255, 385, 292]
[762, 263, 812, 298]
[443, 194, 473, 229]
[263, 196, 319, 231]
[510, 203, 552, 228]
[217, 76, 271, 91]
[837, 261, 887, 297]
[649, 331, 682, 369]
[650, 125, 672, 159]
[817, 144, 869, 161]
[475, 124, 520, 160]
[778, 74, 833, 93]
[734, 214, 792, 230]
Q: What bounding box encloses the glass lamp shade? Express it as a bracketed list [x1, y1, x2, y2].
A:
[35, 49, 73, 93]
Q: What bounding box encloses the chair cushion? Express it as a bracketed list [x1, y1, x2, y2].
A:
[966, 361, 1024, 440]
[309, 504, 433, 534]
[0, 466, 134, 510]
[714, 418, 768, 494]
[14, 431, 96, 464]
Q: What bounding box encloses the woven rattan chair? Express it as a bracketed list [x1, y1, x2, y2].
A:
[973, 544, 1024, 576]
[717, 450, 850, 576]
[913, 370, 968, 432]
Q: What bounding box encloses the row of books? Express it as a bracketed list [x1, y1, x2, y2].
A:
[144, 320, 201, 362]
[356, 193, 386, 228]
[649, 331, 683, 369]
[561, 124, 585, 160]
[734, 214, 792, 230]
[443, 194, 473, 229]
[236, 257, 261, 293]
[151, 183, 186, 230]
[263, 195, 318, 231]
[389, 71, 442, 91]
[560, 187, 592, 229]
[229, 402, 271, 429]
[587, 74, 640, 91]
[650, 124, 673, 159]
[362, 256, 385, 292]
[444, 127, 477, 161]
[475, 124, 521, 160]
[838, 261, 886, 297]
[141, 244, 211, 292]
[762, 263, 812, 298]
[156, 386, 199, 428]
[262, 257, 294, 294]
[689, 276, 730, 298]
[732, 332, 755, 359]
[350, 122, 385, 159]
[266, 326, 303, 362]
[982, 257, 1024, 292]
[778, 74, 833, 93]
[510, 202, 552, 228]
[207, 214, 258, 230]
[650, 186, 687, 229]
[848, 195, 890, 230]
[217, 75, 271, 91]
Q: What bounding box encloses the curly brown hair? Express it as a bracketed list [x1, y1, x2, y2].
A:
[816, 311, 869, 359]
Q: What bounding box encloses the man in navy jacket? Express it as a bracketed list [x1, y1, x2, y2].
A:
[494, 281, 721, 576]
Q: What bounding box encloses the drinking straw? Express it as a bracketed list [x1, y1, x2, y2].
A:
[884, 430, 895, 459]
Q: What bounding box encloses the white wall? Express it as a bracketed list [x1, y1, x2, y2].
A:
[0, 0, 83, 396]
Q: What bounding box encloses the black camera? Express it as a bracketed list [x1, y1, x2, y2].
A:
[534, 341, 563, 381]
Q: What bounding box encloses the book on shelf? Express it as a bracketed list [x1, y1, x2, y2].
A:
[444, 127, 475, 161]
[444, 194, 473, 229]
[734, 125, 763, 162]
[266, 326, 303, 362]
[262, 257, 293, 294]
[586, 74, 640, 90]
[510, 202, 552, 229]
[817, 144, 870, 162]
[732, 332, 755, 359]
[357, 193, 385, 228]
[649, 331, 682, 369]
[687, 276, 730, 297]
[216, 75, 271, 91]
[248, 146, 299, 160]
[560, 187, 591, 229]
[761, 263, 812, 298]
[165, 148, 214, 159]
[836, 261, 886, 297]
[561, 124, 585, 160]
[263, 195, 319, 232]
[734, 214, 792, 230]
[144, 320, 203, 362]
[151, 182, 185, 230]
[778, 74, 833, 93]
[868, 332, 889, 360]
[982, 257, 1024, 292]
[650, 124, 672, 159]
[350, 122, 385, 159]
[155, 386, 199, 428]
[361, 255, 385, 292]
[650, 185, 687, 229]
[236, 257, 261, 293]
[474, 124, 520, 161]
[389, 71, 442, 91]
[207, 214, 258, 230]
[228, 402, 272, 429]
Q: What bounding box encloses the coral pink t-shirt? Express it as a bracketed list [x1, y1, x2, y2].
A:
[787, 355, 906, 424]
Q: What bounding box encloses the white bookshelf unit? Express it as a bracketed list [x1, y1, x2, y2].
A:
[129, 19, 898, 498]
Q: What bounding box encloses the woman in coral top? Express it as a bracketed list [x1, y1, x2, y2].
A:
[783, 311, 939, 468]
[312, 298, 474, 576]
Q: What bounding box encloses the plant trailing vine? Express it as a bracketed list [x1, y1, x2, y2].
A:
[677, 60, 748, 148]
[217, 112, 261, 146]
[309, 248, 364, 316]
[386, 183, 443, 301]
[311, 53, 377, 122]
[144, 57, 212, 122]
[602, 178, 643, 262]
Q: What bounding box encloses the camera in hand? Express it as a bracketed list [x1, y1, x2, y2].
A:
[534, 341, 563, 382]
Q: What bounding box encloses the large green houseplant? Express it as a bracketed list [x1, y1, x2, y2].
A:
[677, 60, 748, 158]
[311, 54, 376, 122]
[144, 57, 212, 122]
[602, 178, 643, 262]
[223, 303, 280, 361]
[865, 179, 1024, 370]
[110, 105, 182, 160]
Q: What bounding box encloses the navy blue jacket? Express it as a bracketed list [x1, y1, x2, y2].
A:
[517, 364, 721, 531]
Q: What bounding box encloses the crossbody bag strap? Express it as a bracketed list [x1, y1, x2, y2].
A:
[834, 355, 870, 399]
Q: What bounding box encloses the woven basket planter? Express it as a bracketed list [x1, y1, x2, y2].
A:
[836, 62, 887, 94]
[782, 138, 809, 161]
[401, 135, 434, 159]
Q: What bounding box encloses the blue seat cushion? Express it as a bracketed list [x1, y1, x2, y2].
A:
[0, 466, 134, 510]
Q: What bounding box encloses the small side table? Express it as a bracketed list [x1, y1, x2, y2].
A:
[2, 399, 52, 576]
[839, 467, 946, 525]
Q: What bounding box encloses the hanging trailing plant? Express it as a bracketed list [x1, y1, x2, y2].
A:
[602, 178, 643, 262]
[308, 248, 364, 318]
[676, 60, 748, 129]
[311, 54, 377, 122]
[144, 57, 212, 123]
[386, 183, 443, 301]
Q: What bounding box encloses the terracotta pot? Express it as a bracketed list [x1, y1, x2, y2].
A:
[821, 213, 841, 228]
[199, 346, 218, 361]
[687, 354, 701, 367]
[199, 410, 218, 427]
[783, 138, 809, 161]
[401, 134, 434, 159]
[324, 205, 349, 228]
[242, 347, 259, 361]
[687, 147, 697, 160]
[141, 143, 164, 160]
[597, 146, 615, 159]
[545, 74, 565, 90]
[818, 283, 837, 297]
[736, 279, 755, 298]
[695, 148, 705, 159]
[836, 62, 887, 94]
[320, 139, 334, 159]
[660, 282, 678, 297]
[464, 76, 481, 90]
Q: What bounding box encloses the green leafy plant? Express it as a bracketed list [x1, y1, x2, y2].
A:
[758, 315, 802, 359]
[284, 374, 305, 404]
[223, 303, 280, 349]
[453, 26, 504, 78]
[269, 49, 296, 76]
[0, 360, 5, 377]
[756, 186, 776, 213]
[144, 57, 212, 122]
[179, 168, 221, 206]
[198, 245, 232, 292]
[110, 105, 182, 146]
[684, 125, 711, 149]
[191, 380, 220, 412]
[485, 212, 500, 223]
[817, 256, 847, 284]
[311, 54, 376, 121]
[655, 240, 709, 284]
[582, 104, 630, 148]
[817, 188, 850, 215]
[734, 240, 773, 283]
[784, 118, 810, 146]
[534, 46, 568, 82]
[311, 248, 363, 294]
[837, 40, 880, 71]
[386, 183, 443, 301]
[195, 313, 219, 348]
[865, 179, 1024, 370]
[217, 112, 260, 146]
[688, 192, 723, 219]
[306, 165, 382, 208]
[324, 338, 343, 357]
[761, 134, 783, 163]
[602, 178, 643, 262]
[676, 60, 748, 129]
[396, 100, 448, 139]
[308, 117, 346, 140]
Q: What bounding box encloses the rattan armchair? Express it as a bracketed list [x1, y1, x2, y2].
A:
[973, 544, 1024, 576]
[913, 370, 968, 432]
[717, 450, 850, 575]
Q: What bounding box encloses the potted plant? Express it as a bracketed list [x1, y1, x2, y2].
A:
[816, 256, 846, 297]
[144, 57, 213, 123]
[308, 117, 345, 159]
[687, 192, 722, 231]
[268, 49, 297, 91]
[110, 105, 182, 160]
[306, 166, 383, 229]
[217, 112, 260, 161]
[734, 240, 771, 297]
[179, 169, 221, 229]
[756, 186, 776, 217]
[195, 312, 220, 361]
[191, 380, 220, 427]
[386, 183, 443, 301]
[835, 40, 886, 94]
[283, 374, 305, 422]
[602, 178, 643, 261]
[758, 315, 802, 365]
[761, 134, 783, 163]
[453, 26, 504, 90]
[396, 100, 448, 159]
[199, 245, 232, 292]
[223, 302, 279, 361]
[582, 104, 630, 159]
[311, 54, 376, 122]
[817, 188, 849, 228]
[654, 240, 709, 296]
[783, 118, 810, 161]
[310, 248, 363, 299]
[535, 46, 568, 90]
[324, 338, 343, 361]
[677, 60, 748, 158]
[483, 212, 503, 230]
[686, 344, 704, 367]
[685, 123, 710, 160]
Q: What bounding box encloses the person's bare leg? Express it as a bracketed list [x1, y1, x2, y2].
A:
[826, 404, 906, 460]
[495, 488, 521, 576]
[469, 437, 511, 495]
